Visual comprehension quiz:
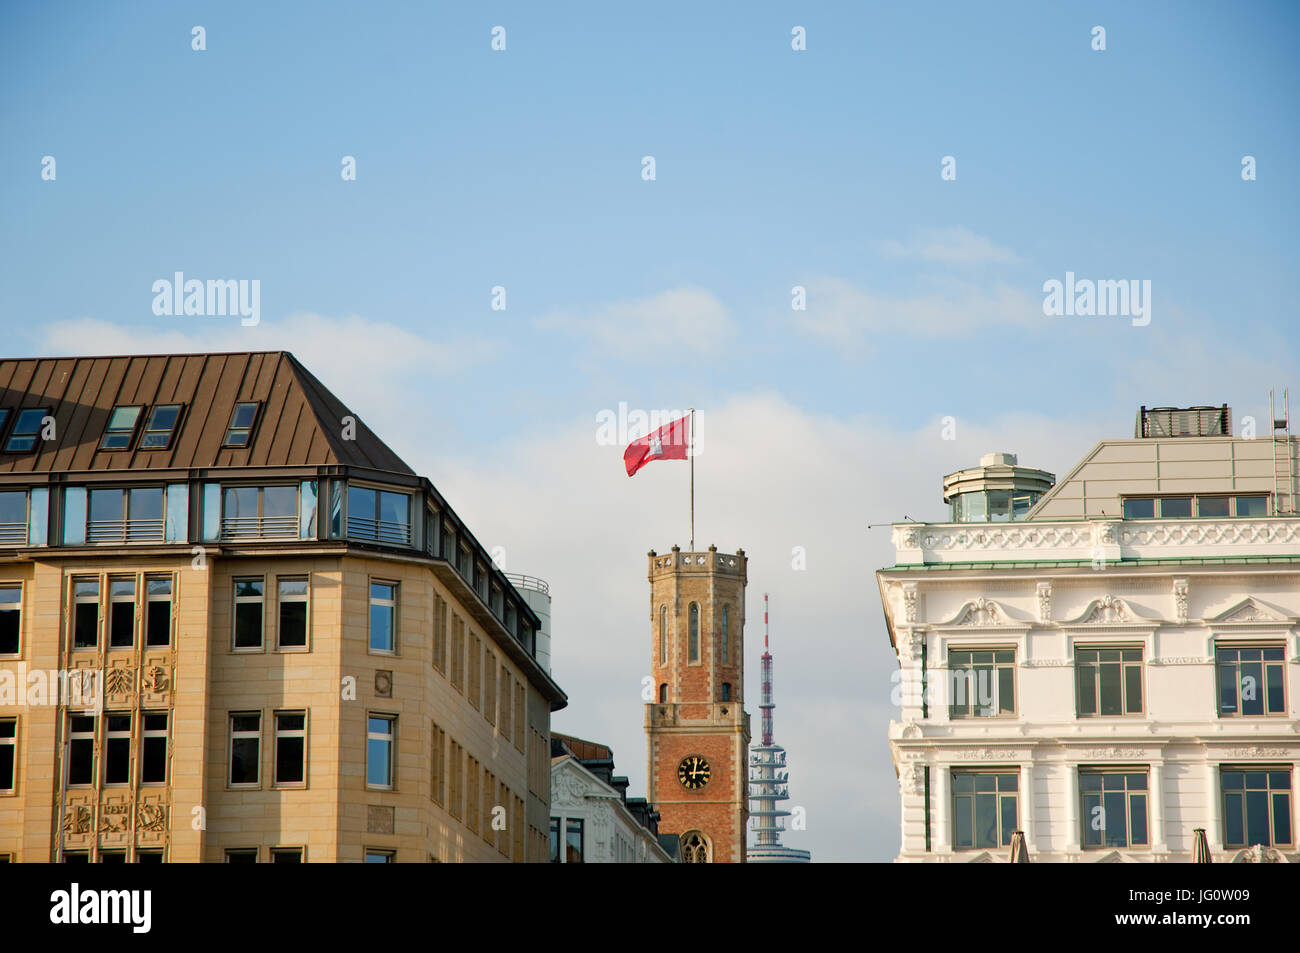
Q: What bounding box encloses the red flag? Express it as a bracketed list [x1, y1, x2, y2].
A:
[624, 414, 690, 476]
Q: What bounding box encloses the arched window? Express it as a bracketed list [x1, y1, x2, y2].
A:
[659, 605, 667, 665]
[680, 830, 710, 863]
[721, 682, 731, 702]
[658, 683, 668, 703]
[721, 605, 729, 663]
[689, 603, 699, 662]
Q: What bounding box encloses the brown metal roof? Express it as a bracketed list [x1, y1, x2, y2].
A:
[0, 352, 414, 475]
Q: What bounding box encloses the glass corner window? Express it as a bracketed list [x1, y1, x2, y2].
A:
[0, 489, 31, 545]
[201, 483, 221, 542]
[299, 481, 318, 539]
[62, 487, 87, 545]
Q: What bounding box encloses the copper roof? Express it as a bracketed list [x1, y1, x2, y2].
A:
[0, 351, 413, 474]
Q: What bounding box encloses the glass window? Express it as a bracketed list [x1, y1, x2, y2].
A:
[364, 850, 394, 864]
[949, 649, 1016, 717]
[201, 483, 221, 542]
[224, 402, 259, 447]
[299, 481, 318, 539]
[689, 603, 699, 662]
[0, 491, 27, 545]
[1235, 495, 1268, 517]
[277, 578, 308, 649]
[549, 817, 560, 863]
[233, 579, 264, 650]
[1011, 492, 1037, 519]
[1081, 771, 1149, 848]
[274, 712, 306, 785]
[1222, 768, 1292, 847]
[987, 490, 1012, 522]
[347, 485, 413, 546]
[0, 586, 20, 655]
[964, 492, 987, 522]
[0, 719, 16, 792]
[369, 582, 396, 653]
[1216, 644, 1286, 716]
[68, 715, 95, 785]
[721, 682, 732, 702]
[721, 606, 729, 663]
[566, 819, 584, 863]
[145, 576, 172, 647]
[1159, 496, 1192, 518]
[271, 848, 303, 863]
[139, 404, 182, 449]
[108, 578, 135, 648]
[1076, 647, 1143, 716]
[99, 406, 142, 450]
[5, 408, 48, 453]
[222, 485, 299, 539]
[225, 850, 257, 863]
[164, 483, 187, 542]
[141, 713, 168, 784]
[72, 578, 99, 649]
[1197, 496, 1230, 517]
[659, 605, 667, 664]
[952, 772, 1018, 849]
[1122, 498, 1154, 519]
[367, 715, 394, 788]
[229, 712, 261, 785]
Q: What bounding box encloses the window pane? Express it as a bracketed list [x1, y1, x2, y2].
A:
[1273, 793, 1291, 845]
[142, 737, 167, 783]
[1122, 498, 1154, 519]
[1240, 662, 1264, 715]
[110, 601, 134, 648]
[1124, 664, 1142, 713]
[1159, 496, 1192, 518]
[128, 487, 163, 523]
[1235, 495, 1267, 517]
[231, 403, 257, 429]
[280, 600, 307, 647]
[370, 602, 393, 652]
[987, 490, 1012, 522]
[1198, 496, 1229, 517]
[276, 737, 304, 784]
[1245, 791, 1269, 845]
[235, 602, 262, 649]
[954, 797, 972, 848]
[1077, 662, 1096, 715]
[146, 598, 171, 647]
[299, 481, 317, 539]
[89, 489, 121, 523]
[1000, 795, 1016, 846]
[997, 666, 1014, 713]
[1130, 793, 1148, 844]
[1219, 663, 1238, 714]
[1082, 794, 1101, 846]
[1104, 791, 1126, 846]
[1265, 665, 1284, 714]
[975, 793, 996, 847]
[230, 738, 259, 784]
[74, 603, 98, 649]
[1099, 663, 1122, 715]
[224, 486, 257, 520]
[264, 486, 298, 519]
[1223, 791, 1243, 845]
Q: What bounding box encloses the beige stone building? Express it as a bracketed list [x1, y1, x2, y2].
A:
[0, 351, 565, 862]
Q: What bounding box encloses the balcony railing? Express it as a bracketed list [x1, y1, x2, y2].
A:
[86, 518, 165, 544]
[347, 516, 411, 547]
[0, 522, 27, 545]
[221, 515, 299, 540]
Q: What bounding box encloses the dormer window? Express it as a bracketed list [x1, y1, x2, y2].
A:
[100, 406, 143, 450]
[5, 409, 49, 453]
[140, 404, 183, 449]
[224, 402, 259, 448]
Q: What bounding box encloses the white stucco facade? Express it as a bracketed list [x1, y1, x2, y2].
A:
[879, 431, 1300, 863]
[549, 755, 676, 863]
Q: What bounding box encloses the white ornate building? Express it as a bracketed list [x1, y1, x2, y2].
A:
[549, 736, 676, 863]
[878, 407, 1299, 862]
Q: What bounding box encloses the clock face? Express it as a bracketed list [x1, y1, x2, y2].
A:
[678, 755, 711, 790]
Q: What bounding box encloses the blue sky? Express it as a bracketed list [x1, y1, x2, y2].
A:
[2, 1, 1298, 862]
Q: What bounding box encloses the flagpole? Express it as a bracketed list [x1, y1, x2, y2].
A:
[688, 407, 695, 552]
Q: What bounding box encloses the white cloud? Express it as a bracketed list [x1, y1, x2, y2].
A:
[878, 226, 1022, 266]
[535, 286, 734, 357]
[792, 276, 1041, 352]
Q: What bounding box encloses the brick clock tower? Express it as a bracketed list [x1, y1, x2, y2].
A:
[645, 545, 750, 863]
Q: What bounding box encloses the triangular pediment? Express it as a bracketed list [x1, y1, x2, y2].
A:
[1209, 597, 1289, 625]
[966, 850, 995, 864]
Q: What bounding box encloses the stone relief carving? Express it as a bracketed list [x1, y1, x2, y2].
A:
[62, 805, 92, 835]
[1084, 595, 1127, 623]
[104, 667, 134, 695]
[900, 765, 925, 796]
[138, 804, 168, 833]
[1222, 746, 1288, 758]
[959, 598, 999, 626]
[902, 583, 919, 623]
[1082, 747, 1147, 758]
[1036, 582, 1052, 623]
[1172, 578, 1189, 624]
[142, 665, 169, 693]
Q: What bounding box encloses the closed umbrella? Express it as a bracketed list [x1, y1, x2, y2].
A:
[1192, 828, 1212, 863]
[1008, 830, 1029, 863]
